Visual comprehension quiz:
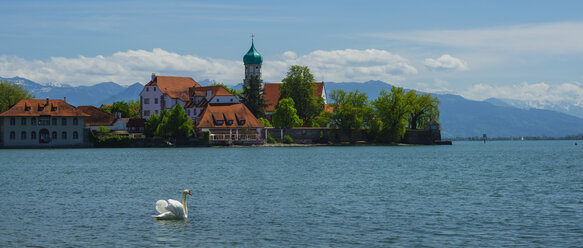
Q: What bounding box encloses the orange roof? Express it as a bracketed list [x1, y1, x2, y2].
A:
[197, 103, 263, 128]
[77, 105, 116, 126]
[262, 82, 325, 112]
[146, 76, 200, 102]
[263, 83, 281, 113]
[190, 85, 232, 98]
[0, 99, 89, 117]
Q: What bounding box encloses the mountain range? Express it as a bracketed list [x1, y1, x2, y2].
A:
[2, 77, 582, 138]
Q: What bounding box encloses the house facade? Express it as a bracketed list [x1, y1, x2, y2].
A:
[0, 99, 89, 148]
[139, 74, 200, 119]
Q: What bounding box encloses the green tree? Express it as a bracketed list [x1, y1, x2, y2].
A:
[372, 86, 409, 143]
[329, 89, 373, 142]
[405, 91, 440, 130]
[272, 98, 303, 128]
[99, 100, 140, 118]
[0, 80, 35, 113]
[258, 117, 272, 127]
[127, 99, 141, 118]
[157, 104, 193, 139]
[144, 112, 163, 137]
[240, 75, 266, 117]
[279, 65, 322, 124]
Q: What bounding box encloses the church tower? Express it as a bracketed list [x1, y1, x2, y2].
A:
[243, 35, 263, 87]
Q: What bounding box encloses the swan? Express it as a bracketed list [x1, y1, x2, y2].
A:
[153, 189, 192, 220]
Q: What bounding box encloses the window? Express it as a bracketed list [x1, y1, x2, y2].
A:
[39, 119, 50, 126]
[52, 131, 57, 140]
[230, 98, 233, 102]
[73, 118, 78, 125]
[155, 98, 158, 104]
[21, 118, 27, 125]
[154, 87, 156, 92]
[31, 117, 36, 125]
[154, 110, 158, 114]
[144, 110, 150, 116]
[62, 131, 67, 140]
[73, 131, 79, 139]
[10, 131, 15, 140]
[10, 118, 15, 126]
[144, 98, 150, 104]
[146, 87, 149, 92]
[187, 109, 190, 116]
[21, 131, 26, 140]
[52, 118, 57, 126]
[31, 131, 36, 140]
[62, 118, 67, 126]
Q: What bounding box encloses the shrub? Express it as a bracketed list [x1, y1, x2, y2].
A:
[282, 135, 293, 144]
[267, 135, 277, 144]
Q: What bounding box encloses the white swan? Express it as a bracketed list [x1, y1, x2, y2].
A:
[153, 189, 192, 220]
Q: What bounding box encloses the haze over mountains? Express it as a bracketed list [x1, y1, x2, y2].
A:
[3, 77, 582, 138]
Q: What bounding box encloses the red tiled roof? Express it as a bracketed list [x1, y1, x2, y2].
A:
[146, 76, 200, 102]
[263, 83, 281, 113]
[262, 82, 325, 112]
[0, 99, 89, 117]
[77, 105, 116, 126]
[185, 85, 233, 109]
[197, 103, 263, 128]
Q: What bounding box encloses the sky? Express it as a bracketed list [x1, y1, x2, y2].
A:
[1, 0, 583, 105]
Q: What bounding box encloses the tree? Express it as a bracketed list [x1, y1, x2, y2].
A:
[258, 117, 272, 127]
[240, 74, 266, 118]
[329, 89, 373, 142]
[372, 86, 409, 143]
[127, 99, 141, 119]
[272, 98, 303, 128]
[100, 100, 140, 118]
[0, 80, 35, 113]
[279, 65, 322, 124]
[158, 104, 193, 139]
[405, 91, 440, 130]
[144, 112, 163, 137]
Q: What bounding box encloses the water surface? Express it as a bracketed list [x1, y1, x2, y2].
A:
[1, 141, 582, 246]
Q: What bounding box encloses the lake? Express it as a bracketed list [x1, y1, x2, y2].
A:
[1, 141, 582, 247]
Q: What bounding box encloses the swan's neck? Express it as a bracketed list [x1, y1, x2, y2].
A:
[182, 192, 188, 218]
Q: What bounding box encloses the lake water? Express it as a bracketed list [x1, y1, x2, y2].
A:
[1, 141, 582, 247]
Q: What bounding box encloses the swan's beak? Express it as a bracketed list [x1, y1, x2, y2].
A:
[188, 192, 192, 195]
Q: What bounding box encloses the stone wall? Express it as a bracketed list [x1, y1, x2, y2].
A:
[265, 127, 367, 144]
[403, 129, 442, 145]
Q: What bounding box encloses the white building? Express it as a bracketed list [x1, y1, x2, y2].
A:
[0, 99, 89, 148]
[139, 74, 200, 118]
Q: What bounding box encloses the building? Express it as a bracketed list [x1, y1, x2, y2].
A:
[0, 99, 89, 148]
[77, 105, 128, 131]
[243, 36, 263, 87]
[139, 74, 200, 119]
[262, 82, 328, 117]
[135, 38, 267, 142]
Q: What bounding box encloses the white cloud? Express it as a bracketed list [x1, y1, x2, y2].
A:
[372, 21, 583, 54]
[424, 54, 468, 71]
[460, 81, 583, 107]
[0, 48, 418, 86]
[265, 49, 417, 83]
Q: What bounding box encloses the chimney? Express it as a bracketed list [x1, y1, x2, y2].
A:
[64, 96, 67, 102]
[46, 98, 49, 106]
[151, 73, 156, 81]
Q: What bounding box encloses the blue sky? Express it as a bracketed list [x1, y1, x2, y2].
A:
[2, 0, 583, 105]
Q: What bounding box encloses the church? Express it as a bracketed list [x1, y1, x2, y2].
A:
[138, 39, 265, 141]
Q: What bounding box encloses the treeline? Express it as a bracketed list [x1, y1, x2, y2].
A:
[263, 65, 440, 144]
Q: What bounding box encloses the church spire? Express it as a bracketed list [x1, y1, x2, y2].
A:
[243, 35, 263, 84]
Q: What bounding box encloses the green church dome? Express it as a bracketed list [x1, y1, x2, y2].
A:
[243, 41, 263, 65]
